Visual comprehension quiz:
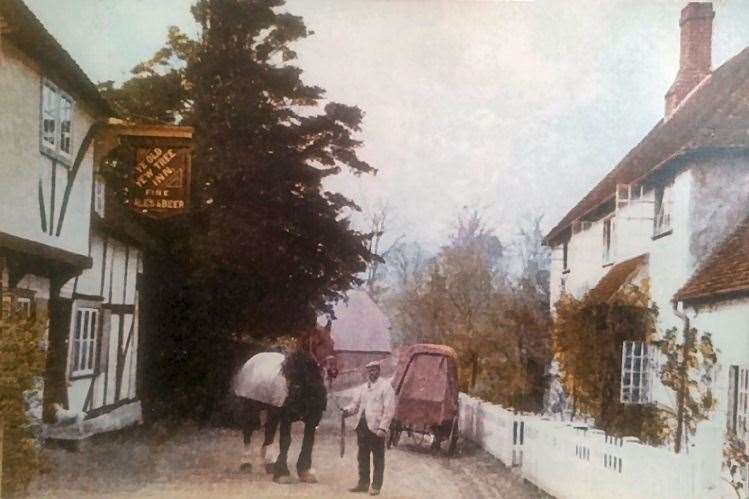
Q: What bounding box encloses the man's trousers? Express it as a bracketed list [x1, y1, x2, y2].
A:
[356, 418, 385, 490]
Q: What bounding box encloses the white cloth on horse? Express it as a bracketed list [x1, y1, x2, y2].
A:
[233, 352, 288, 407]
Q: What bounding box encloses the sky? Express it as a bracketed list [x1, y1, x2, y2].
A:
[24, 0, 749, 253]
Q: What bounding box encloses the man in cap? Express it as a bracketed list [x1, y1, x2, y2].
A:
[341, 360, 395, 496]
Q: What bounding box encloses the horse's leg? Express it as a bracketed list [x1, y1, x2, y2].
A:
[262, 407, 280, 473]
[272, 418, 292, 483]
[240, 401, 261, 472]
[297, 419, 318, 483]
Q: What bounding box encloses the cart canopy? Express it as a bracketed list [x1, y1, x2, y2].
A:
[391, 344, 459, 427]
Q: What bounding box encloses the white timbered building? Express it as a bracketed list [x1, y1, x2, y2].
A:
[1, 0, 191, 439]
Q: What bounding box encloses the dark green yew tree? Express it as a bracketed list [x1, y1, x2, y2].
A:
[101, 0, 377, 418]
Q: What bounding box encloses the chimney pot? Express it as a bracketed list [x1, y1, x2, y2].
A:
[665, 2, 714, 118]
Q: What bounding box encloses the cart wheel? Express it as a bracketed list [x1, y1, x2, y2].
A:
[447, 418, 459, 457]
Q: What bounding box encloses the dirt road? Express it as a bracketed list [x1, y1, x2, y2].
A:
[28, 401, 550, 499]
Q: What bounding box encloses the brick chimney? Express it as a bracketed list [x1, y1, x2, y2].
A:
[664, 2, 714, 118]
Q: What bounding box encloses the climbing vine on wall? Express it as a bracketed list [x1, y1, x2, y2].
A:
[552, 283, 669, 445]
[658, 324, 717, 453]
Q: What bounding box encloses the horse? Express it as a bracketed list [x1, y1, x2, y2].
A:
[232, 323, 336, 483]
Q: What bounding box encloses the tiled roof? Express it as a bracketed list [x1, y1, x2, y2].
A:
[325, 290, 392, 353]
[545, 47, 749, 245]
[0, 0, 112, 115]
[589, 254, 649, 303]
[675, 214, 749, 302]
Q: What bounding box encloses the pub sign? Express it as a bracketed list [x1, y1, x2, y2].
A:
[130, 145, 191, 218]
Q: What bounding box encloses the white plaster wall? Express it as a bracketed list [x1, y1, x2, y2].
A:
[109, 239, 126, 304]
[124, 248, 139, 306]
[688, 155, 749, 271]
[683, 298, 749, 497]
[548, 244, 564, 312]
[63, 236, 142, 413]
[0, 40, 95, 257]
[690, 298, 749, 434]
[561, 217, 606, 299]
[68, 378, 91, 413]
[548, 169, 694, 409]
[75, 234, 105, 297]
[105, 313, 121, 406]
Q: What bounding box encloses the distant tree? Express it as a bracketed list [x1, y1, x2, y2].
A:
[363, 204, 402, 303]
[384, 211, 551, 410]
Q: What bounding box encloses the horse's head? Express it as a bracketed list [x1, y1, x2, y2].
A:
[296, 319, 338, 381]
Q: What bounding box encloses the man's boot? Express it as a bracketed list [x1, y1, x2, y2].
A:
[349, 483, 369, 493]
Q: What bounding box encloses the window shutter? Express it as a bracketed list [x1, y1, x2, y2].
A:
[728, 365, 739, 433]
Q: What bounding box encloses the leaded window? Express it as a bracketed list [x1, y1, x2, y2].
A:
[40, 80, 74, 162]
[621, 341, 655, 404]
[71, 307, 99, 377]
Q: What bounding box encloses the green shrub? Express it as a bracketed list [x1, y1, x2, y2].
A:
[0, 316, 46, 497]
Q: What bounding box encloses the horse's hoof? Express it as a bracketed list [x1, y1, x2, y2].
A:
[265, 463, 275, 474]
[260, 445, 275, 465]
[239, 463, 252, 473]
[273, 474, 293, 484]
[298, 470, 318, 483]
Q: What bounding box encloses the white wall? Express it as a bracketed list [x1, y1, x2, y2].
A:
[63, 233, 142, 417]
[547, 167, 713, 409]
[0, 39, 95, 258]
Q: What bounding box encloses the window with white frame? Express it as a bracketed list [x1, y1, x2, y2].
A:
[653, 183, 673, 236]
[71, 307, 99, 377]
[621, 341, 655, 404]
[727, 365, 749, 441]
[603, 216, 615, 265]
[40, 80, 74, 162]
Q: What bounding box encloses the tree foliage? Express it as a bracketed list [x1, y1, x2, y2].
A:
[101, 0, 378, 418]
[386, 211, 551, 411]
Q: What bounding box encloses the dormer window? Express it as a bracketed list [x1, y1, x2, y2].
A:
[603, 216, 615, 265]
[653, 183, 673, 237]
[40, 79, 74, 164]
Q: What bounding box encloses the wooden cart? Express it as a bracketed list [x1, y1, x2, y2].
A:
[387, 344, 460, 456]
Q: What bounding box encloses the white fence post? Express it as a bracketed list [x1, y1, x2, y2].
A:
[458, 392, 722, 499]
